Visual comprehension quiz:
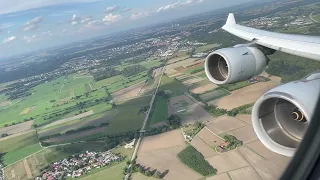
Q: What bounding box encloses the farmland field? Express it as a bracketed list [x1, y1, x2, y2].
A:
[3, 144, 43, 165]
[0, 131, 38, 153]
[220, 81, 251, 91]
[159, 75, 188, 96]
[78, 162, 126, 180]
[199, 89, 230, 102]
[106, 95, 152, 134]
[194, 44, 220, 53]
[150, 96, 168, 124]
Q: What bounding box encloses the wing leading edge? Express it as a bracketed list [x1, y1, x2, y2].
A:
[222, 13, 320, 61]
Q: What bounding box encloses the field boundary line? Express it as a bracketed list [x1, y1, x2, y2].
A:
[237, 149, 263, 180]
[243, 141, 285, 169]
[189, 126, 205, 142]
[205, 126, 225, 141]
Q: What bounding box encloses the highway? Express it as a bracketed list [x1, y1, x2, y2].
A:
[125, 63, 167, 179]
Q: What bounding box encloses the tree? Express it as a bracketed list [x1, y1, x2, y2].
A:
[154, 171, 162, 178]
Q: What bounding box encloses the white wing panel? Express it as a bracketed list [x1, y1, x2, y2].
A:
[222, 13, 320, 61]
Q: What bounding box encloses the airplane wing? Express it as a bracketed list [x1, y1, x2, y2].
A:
[222, 13, 320, 61]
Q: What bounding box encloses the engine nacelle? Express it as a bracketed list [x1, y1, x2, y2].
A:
[205, 47, 268, 85]
[252, 72, 320, 157]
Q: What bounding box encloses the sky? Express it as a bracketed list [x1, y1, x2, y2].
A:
[0, 0, 257, 58]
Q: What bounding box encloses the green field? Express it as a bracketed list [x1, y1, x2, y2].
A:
[78, 162, 126, 180]
[313, 13, 320, 21]
[196, 72, 207, 78]
[0, 74, 99, 128]
[150, 96, 168, 124]
[0, 131, 38, 153]
[199, 89, 230, 102]
[178, 146, 217, 176]
[159, 75, 188, 97]
[3, 143, 43, 165]
[185, 66, 204, 74]
[132, 173, 159, 180]
[112, 145, 133, 160]
[195, 44, 220, 53]
[220, 81, 251, 91]
[106, 95, 152, 134]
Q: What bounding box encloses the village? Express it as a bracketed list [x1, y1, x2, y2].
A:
[36, 151, 124, 180]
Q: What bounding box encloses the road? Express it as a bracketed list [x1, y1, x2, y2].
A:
[125, 64, 167, 179]
[309, 11, 319, 23]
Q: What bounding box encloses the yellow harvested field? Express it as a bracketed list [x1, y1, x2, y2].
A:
[237, 146, 264, 164]
[246, 141, 290, 169]
[137, 130, 203, 180]
[228, 166, 260, 180]
[205, 116, 246, 135]
[5, 161, 27, 180]
[139, 129, 185, 153]
[190, 83, 218, 94]
[165, 58, 201, 73]
[206, 173, 231, 180]
[260, 71, 282, 83]
[112, 81, 145, 102]
[0, 120, 34, 135]
[138, 147, 203, 180]
[191, 136, 218, 158]
[181, 77, 204, 86]
[206, 150, 249, 174]
[235, 114, 252, 125]
[228, 126, 258, 144]
[251, 159, 283, 180]
[167, 56, 189, 64]
[23, 159, 32, 179]
[197, 128, 224, 147]
[19, 107, 31, 115]
[208, 81, 278, 110]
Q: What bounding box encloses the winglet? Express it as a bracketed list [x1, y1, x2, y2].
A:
[225, 13, 236, 26]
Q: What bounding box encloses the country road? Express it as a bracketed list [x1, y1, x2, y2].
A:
[309, 11, 319, 23]
[125, 62, 167, 179]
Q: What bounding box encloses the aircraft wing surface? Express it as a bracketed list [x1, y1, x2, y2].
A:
[222, 13, 320, 61]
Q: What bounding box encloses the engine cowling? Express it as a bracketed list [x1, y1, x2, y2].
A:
[252, 72, 320, 157]
[205, 47, 268, 85]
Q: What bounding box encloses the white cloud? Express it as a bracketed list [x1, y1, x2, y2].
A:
[156, 0, 203, 13]
[0, 0, 100, 15]
[70, 14, 81, 25]
[130, 12, 150, 20]
[0, 22, 15, 29]
[103, 14, 120, 24]
[105, 5, 119, 13]
[42, 31, 53, 36]
[123, 8, 131, 12]
[81, 16, 93, 24]
[23, 35, 39, 43]
[2, 36, 16, 44]
[157, 2, 180, 13]
[23, 16, 42, 31]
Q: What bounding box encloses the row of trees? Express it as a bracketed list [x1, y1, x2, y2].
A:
[224, 135, 243, 150]
[92, 68, 121, 81]
[122, 65, 147, 77]
[129, 163, 169, 179]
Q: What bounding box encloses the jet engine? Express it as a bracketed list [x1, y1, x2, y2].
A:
[252, 72, 320, 157]
[205, 46, 268, 85]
